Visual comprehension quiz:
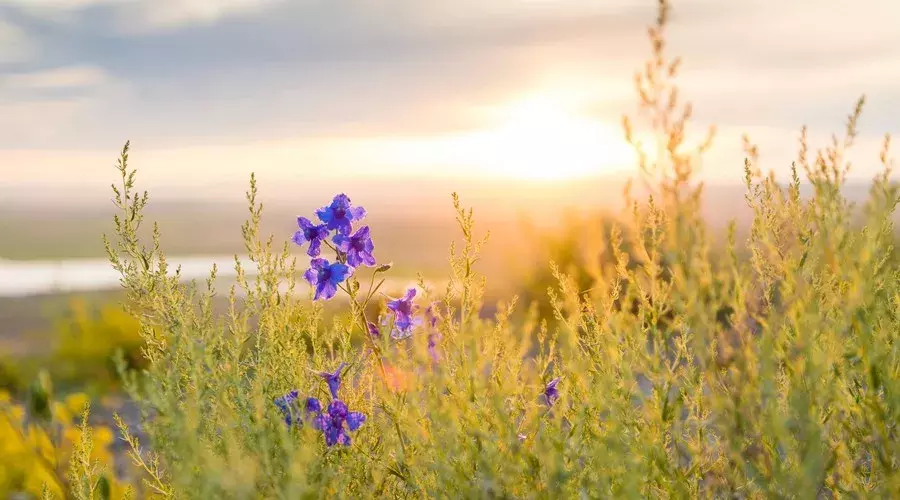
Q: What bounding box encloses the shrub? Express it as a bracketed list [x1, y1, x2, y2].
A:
[0, 379, 131, 499]
[48, 298, 147, 394]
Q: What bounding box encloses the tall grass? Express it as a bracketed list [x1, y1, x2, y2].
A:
[17, 0, 900, 497]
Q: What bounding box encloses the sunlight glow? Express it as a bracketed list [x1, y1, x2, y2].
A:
[452, 93, 635, 180]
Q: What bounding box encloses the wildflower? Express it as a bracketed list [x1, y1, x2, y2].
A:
[305, 397, 322, 414]
[274, 391, 299, 426]
[316, 194, 366, 235]
[425, 302, 439, 329]
[367, 321, 380, 338]
[318, 362, 346, 399]
[304, 258, 352, 301]
[333, 225, 376, 268]
[292, 217, 329, 257]
[543, 378, 561, 407]
[274, 391, 322, 427]
[427, 332, 441, 363]
[320, 400, 366, 446]
[387, 288, 420, 339]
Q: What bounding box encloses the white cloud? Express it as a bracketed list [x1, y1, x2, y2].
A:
[0, 19, 33, 64]
[1, 65, 109, 89]
[0, 99, 90, 145]
[126, 0, 284, 32]
[0, 0, 285, 32]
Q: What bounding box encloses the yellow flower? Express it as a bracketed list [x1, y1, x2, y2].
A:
[65, 393, 90, 415]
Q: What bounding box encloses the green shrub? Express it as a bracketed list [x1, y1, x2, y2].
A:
[48, 298, 147, 394]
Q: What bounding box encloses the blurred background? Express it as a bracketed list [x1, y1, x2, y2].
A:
[1, 0, 898, 397]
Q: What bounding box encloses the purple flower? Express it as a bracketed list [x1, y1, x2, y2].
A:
[387, 288, 421, 339]
[543, 378, 561, 407]
[316, 194, 367, 235]
[305, 397, 322, 414]
[292, 217, 329, 257]
[304, 258, 352, 301]
[333, 226, 376, 268]
[274, 390, 300, 426]
[318, 362, 346, 399]
[425, 302, 439, 329]
[367, 321, 381, 338]
[319, 399, 366, 447]
[274, 391, 323, 427]
[427, 332, 441, 363]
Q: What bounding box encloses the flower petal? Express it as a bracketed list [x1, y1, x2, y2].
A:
[332, 234, 350, 252]
[331, 194, 351, 209]
[315, 281, 338, 301]
[358, 250, 376, 267]
[316, 207, 333, 224]
[329, 263, 353, 284]
[303, 267, 319, 286]
[354, 225, 370, 240]
[297, 216, 314, 230]
[350, 206, 367, 221]
[328, 400, 349, 420]
[346, 412, 366, 431]
[307, 239, 322, 257]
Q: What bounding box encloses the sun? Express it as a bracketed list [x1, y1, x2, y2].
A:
[454, 94, 635, 180]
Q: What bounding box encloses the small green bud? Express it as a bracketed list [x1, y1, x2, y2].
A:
[375, 262, 393, 273]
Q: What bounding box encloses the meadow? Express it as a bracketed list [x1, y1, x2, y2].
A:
[2, 1, 899, 498]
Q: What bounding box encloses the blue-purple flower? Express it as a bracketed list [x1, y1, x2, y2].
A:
[427, 332, 441, 362]
[274, 391, 323, 427]
[292, 217, 330, 257]
[427, 302, 443, 327]
[387, 288, 420, 339]
[320, 400, 367, 446]
[304, 258, 352, 301]
[318, 362, 346, 399]
[367, 321, 381, 338]
[333, 225, 376, 268]
[316, 194, 367, 235]
[543, 378, 561, 407]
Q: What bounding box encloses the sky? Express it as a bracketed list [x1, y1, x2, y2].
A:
[0, 0, 899, 204]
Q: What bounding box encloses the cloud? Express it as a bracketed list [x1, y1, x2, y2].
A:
[0, 0, 284, 32]
[0, 18, 33, 63]
[1, 64, 107, 88]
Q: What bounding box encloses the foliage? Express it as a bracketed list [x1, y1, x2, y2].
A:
[1, 298, 147, 397]
[50, 299, 146, 391]
[39, 0, 900, 497]
[0, 382, 132, 499]
[49, 298, 148, 393]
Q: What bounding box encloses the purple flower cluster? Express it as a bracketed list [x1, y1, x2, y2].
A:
[543, 377, 561, 407]
[275, 362, 366, 447]
[294, 194, 374, 301]
[387, 288, 421, 339]
[273, 391, 323, 427]
[292, 196, 436, 344]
